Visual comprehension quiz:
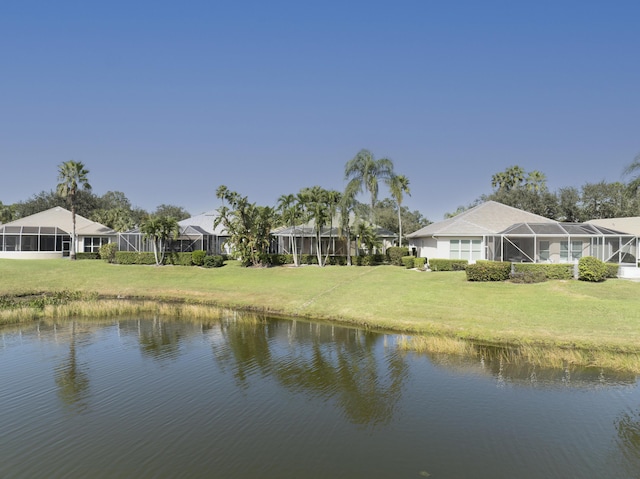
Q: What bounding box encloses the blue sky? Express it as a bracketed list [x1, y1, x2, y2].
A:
[1, 1, 638, 221]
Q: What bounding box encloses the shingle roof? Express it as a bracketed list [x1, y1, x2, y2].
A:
[1, 206, 116, 236]
[406, 201, 556, 238]
[178, 210, 227, 235]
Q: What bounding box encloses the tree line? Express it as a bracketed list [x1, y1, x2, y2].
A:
[446, 158, 640, 222]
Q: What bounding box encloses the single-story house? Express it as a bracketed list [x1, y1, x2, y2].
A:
[0, 206, 117, 259]
[407, 201, 638, 266]
[118, 210, 231, 256]
[271, 217, 396, 257]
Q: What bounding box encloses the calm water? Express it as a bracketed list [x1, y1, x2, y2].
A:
[1, 314, 640, 479]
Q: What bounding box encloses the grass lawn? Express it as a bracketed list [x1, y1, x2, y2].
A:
[1, 258, 639, 352]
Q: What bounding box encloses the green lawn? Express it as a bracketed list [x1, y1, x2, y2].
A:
[1, 259, 639, 352]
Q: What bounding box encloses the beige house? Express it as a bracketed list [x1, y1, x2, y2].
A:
[0, 207, 116, 259]
[407, 201, 638, 266]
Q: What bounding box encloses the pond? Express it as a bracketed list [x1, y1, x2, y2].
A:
[1, 313, 639, 478]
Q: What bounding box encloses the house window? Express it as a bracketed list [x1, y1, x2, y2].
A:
[84, 237, 109, 253]
[539, 241, 550, 261]
[560, 241, 582, 262]
[450, 239, 482, 261]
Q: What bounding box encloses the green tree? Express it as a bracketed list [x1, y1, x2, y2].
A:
[491, 165, 525, 192]
[277, 193, 305, 267]
[299, 186, 330, 267]
[154, 204, 191, 221]
[339, 181, 360, 266]
[623, 153, 640, 196]
[387, 174, 410, 246]
[140, 215, 180, 265]
[374, 198, 430, 234]
[214, 186, 277, 267]
[56, 161, 91, 260]
[355, 222, 381, 254]
[0, 201, 15, 223]
[345, 149, 395, 224]
[556, 186, 583, 222]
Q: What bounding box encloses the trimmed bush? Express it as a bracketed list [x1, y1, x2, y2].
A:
[166, 252, 193, 266]
[429, 259, 468, 271]
[401, 256, 415, 269]
[76, 252, 100, 260]
[465, 261, 511, 282]
[605, 263, 619, 278]
[387, 247, 410, 266]
[192, 250, 206, 266]
[578, 256, 608, 282]
[510, 270, 547, 284]
[414, 257, 426, 270]
[115, 252, 157, 265]
[203, 255, 225, 268]
[361, 254, 384, 266]
[512, 263, 573, 280]
[99, 243, 118, 263]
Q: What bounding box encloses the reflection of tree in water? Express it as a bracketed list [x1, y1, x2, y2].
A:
[54, 321, 90, 412]
[615, 407, 640, 472]
[212, 318, 408, 426]
[136, 318, 184, 360]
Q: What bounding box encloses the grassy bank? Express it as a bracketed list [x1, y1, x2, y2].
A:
[1, 259, 639, 354]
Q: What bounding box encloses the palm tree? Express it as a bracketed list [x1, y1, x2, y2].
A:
[525, 170, 547, 192]
[277, 194, 305, 266]
[56, 161, 91, 260]
[387, 174, 410, 247]
[344, 149, 395, 224]
[339, 182, 359, 266]
[140, 215, 180, 265]
[323, 190, 342, 265]
[623, 153, 640, 196]
[299, 186, 329, 266]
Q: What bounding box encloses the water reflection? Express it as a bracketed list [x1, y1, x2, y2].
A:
[54, 321, 90, 412]
[212, 318, 408, 425]
[1, 315, 640, 478]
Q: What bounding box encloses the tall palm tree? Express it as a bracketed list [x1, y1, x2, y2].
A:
[387, 174, 410, 247]
[339, 182, 359, 266]
[299, 186, 329, 267]
[323, 190, 342, 264]
[140, 215, 180, 265]
[277, 194, 304, 266]
[344, 149, 395, 224]
[57, 160, 91, 260]
[623, 153, 640, 196]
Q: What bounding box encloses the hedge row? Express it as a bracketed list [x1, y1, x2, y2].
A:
[512, 263, 573, 280]
[465, 261, 511, 281]
[429, 259, 468, 271]
[387, 247, 410, 266]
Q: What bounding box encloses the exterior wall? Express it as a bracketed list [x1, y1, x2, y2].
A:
[410, 236, 485, 263]
[0, 251, 64, 259]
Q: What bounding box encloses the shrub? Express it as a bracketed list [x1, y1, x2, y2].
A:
[99, 243, 118, 263]
[327, 256, 347, 266]
[512, 263, 573, 280]
[429, 259, 468, 271]
[510, 270, 547, 284]
[605, 263, 619, 278]
[578, 256, 608, 282]
[414, 257, 426, 270]
[76, 252, 100, 260]
[387, 247, 410, 266]
[401, 256, 415, 269]
[115, 252, 157, 265]
[361, 254, 384, 266]
[465, 261, 511, 281]
[203, 255, 225, 268]
[166, 252, 193, 266]
[192, 250, 206, 266]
